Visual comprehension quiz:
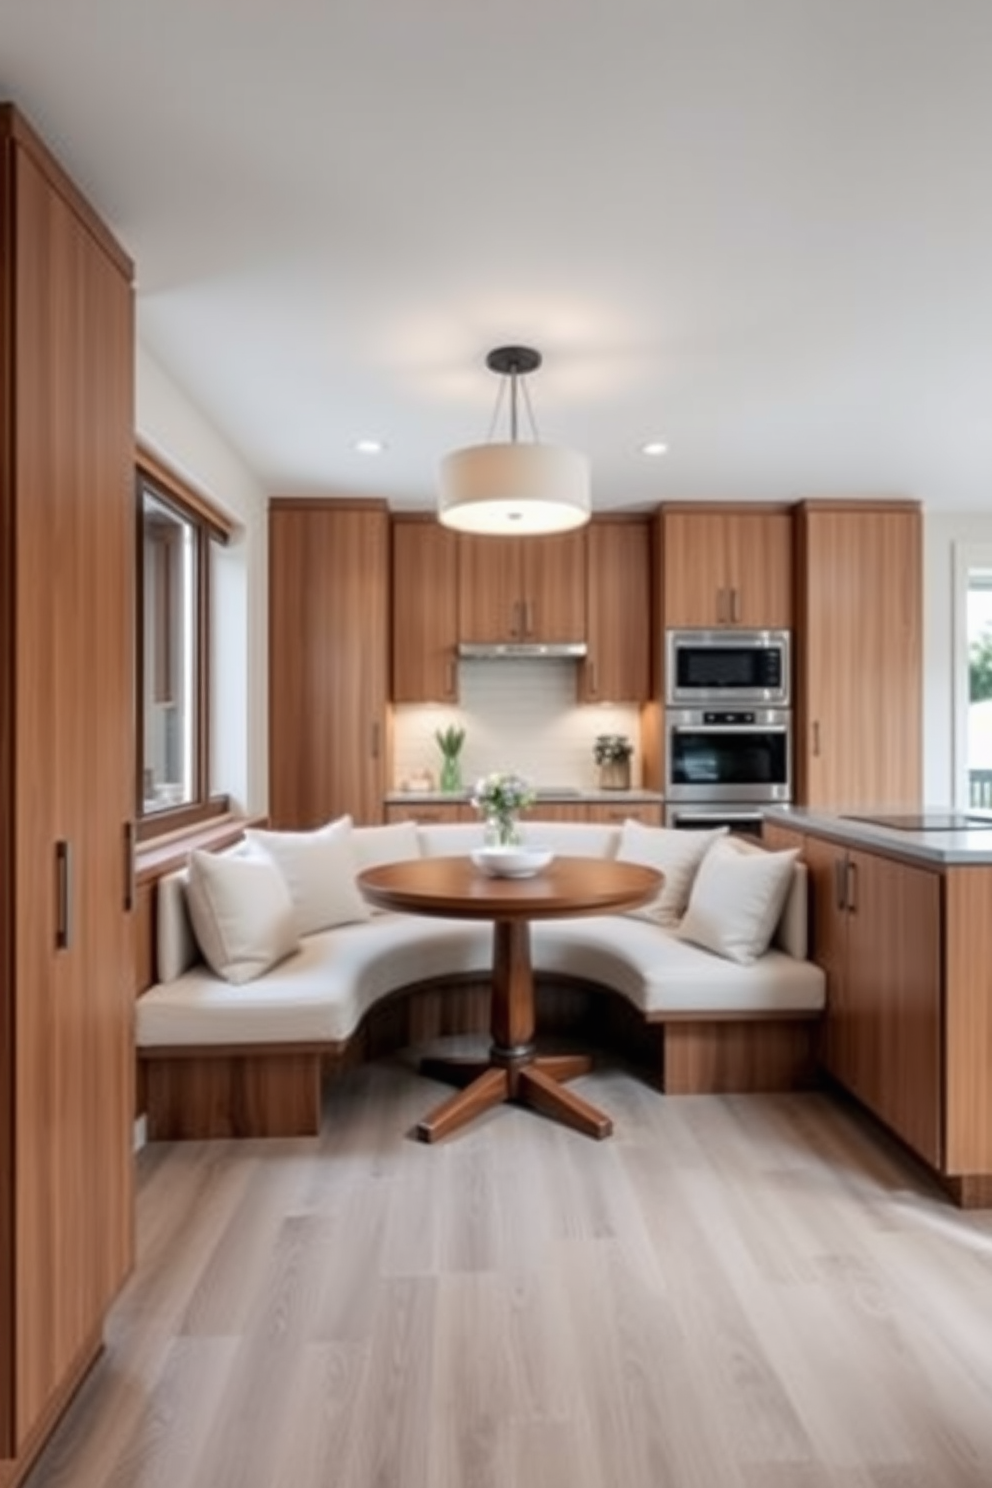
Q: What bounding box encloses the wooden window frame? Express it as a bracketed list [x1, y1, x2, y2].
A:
[135, 449, 233, 842]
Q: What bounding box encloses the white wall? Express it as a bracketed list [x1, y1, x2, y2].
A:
[135, 344, 269, 814]
[392, 660, 642, 792]
[923, 511, 992, 806]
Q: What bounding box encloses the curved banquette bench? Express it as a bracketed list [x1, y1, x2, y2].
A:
[136, 818, 826, 1139]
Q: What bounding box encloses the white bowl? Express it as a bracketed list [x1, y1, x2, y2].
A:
[470, 847, 554, 879]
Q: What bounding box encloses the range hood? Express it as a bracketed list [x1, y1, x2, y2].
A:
[457, 641, 587, 660]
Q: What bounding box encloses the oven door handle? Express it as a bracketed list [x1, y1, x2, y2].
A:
[670, 724, 789, 736]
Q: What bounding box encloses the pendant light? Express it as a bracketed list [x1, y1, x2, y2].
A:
[438, 346, 591, 534]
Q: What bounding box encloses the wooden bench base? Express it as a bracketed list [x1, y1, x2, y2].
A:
[140, 979, 821, 1140]
[144, 1048, 324, 1140]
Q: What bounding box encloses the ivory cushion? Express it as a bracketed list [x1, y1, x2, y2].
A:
[184, 849, 300, 984]
[616, 820, 727, 927]
[246, 816, 370, 936]
[678, 837, 799, 965]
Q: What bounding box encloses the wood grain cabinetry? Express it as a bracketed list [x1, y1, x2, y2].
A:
[385, 802, 475, 824]
[661, 506, 793, 628]
[1, 107, 135, 1476]
[457, 529, 586, 643]
[581, 517, 652, 702]
[794, 502, 922, 808]
[806, 837, 941, 1167]
[269, 500, 389, 827]
[391, 517, 459, 702]
[385, 799, 663, 826]
[766, 823, 941, 1170]
[586, 800, 663, 825]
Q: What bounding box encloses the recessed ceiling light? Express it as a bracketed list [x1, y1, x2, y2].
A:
[640, 441, 668, 457]
[354, 438, 386, 455]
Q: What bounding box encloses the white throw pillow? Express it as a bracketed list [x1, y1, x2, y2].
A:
[677, 837, 799, 965]
[185, 850, 300, 985]
[616, 819, 727, 927]
[245, 816, 370, 936]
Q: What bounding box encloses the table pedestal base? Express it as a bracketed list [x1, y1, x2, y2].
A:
[416, 1049, 613, 1143]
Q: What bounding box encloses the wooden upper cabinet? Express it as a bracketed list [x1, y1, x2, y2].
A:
[269, 501, 389, 827]
[581, 518, 652, 702]
[661, 507, 793, 628]
[391, 518, 459, 702]
[794, 502, 922, 809]
[457, 530, 586, 643]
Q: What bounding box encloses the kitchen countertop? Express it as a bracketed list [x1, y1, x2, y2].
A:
[386, 788, 665, 805]
[764, 804, 992, 866]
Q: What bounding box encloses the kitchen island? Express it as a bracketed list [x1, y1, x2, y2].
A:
[763, 805, 992, 1207]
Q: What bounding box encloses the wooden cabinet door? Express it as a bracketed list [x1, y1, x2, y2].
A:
[796, 505, 922, 808]
[521, 530, 587, 642]
[6, 135, 135, 1455]
[392, 519, 458, 702]
[457, 530, 586, 643]
[662, 509, 792, 628]
[269, 503, 388, 827]
[723, 511, 793, 627]
[662, 511, 729, 626]
[582, 519, 651, 702]
[457, 534, 522, 642]
[846, 850, 941, 1166]
[804, 837, 852, 1088]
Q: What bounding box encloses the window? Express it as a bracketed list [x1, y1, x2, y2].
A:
[953, 542, 992, 811]
[136, 450, 234, 837]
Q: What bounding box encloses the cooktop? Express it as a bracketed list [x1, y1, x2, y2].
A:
[844, 811, 992, 832]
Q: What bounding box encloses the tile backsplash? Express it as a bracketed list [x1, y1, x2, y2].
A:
[392, 659, 643, 791]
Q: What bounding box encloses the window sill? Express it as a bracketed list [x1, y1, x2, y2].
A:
[135, 811, 267, 886]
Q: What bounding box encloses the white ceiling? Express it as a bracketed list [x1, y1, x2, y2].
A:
[3, 0, 992, 514]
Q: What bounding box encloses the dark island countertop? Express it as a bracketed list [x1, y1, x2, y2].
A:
[764, 804, 992, 867]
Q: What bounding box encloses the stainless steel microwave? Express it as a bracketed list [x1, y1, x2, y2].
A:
[665, 629, 791, 706]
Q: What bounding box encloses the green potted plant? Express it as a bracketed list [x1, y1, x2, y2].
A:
[435, 723, 466, 794]
[593, 733, 634, 790]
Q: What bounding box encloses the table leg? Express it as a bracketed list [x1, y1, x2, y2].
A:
[415, 1066, 509, 1143]
[414, 915, 613, 1143]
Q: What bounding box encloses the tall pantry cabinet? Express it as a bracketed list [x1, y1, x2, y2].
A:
[269, 499, 389, 827]
[794, 501, 922, 807]
[0, 108, 135, 1482]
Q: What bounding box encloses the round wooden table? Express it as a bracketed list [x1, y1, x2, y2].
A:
[357, 855, 661, 1143]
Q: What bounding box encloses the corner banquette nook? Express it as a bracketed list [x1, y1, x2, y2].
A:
[4, 9, 992, 1484]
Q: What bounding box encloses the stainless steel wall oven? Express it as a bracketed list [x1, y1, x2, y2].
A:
[664, 707, 792, 805]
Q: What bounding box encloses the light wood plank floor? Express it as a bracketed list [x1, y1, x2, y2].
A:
[22, 1052, 992, 1488]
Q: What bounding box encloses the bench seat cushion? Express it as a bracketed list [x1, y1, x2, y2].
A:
[138, 914, 493, 1047]
[530, 916, 825, 1017]
[137, 908, 826, 1051]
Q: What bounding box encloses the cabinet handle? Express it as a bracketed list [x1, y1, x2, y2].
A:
[510, 600, 522, 638]
[370, 721, 381, 759]
[846, 859, 857, 913]
[587, 658, 597, 697]
[124, 820, 135, 913]
[716, 587, 726, 624]
[56, 839, 72, 950]
[523, 599, 534, 636]
[834, 856, 847, 911]
[730, 588, 740, 623]
[812, 720, 821, 757]
[446, 656, 457, 697]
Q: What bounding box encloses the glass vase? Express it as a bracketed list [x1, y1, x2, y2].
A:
[439, 756, 462, 794]
[485, 813, 521, 848]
